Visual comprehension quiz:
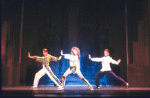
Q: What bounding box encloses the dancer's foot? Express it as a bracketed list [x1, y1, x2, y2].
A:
[61, 84, 64, 87]
[31, 86, 37, 88]
[126, 83, 129, 88]
[58, 86, 64, 90]
[94, 86, 98, 89]
[90, 87, 94, 90]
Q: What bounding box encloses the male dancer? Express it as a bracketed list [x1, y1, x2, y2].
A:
[89, 49, 129, 89]
[28, 48, 63, 89]
[61, 47, 93, 90]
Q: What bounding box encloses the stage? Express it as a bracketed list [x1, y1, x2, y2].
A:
[2, 86, 150, 97]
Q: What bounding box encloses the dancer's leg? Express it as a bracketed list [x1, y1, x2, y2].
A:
[107, 71, 127, 84]
[95, 71, 105, 88]
[46, 66, 61, 85]
[33, 68, 46, 87]
[43, 66, 61, 87]
[76, 71, 93, 90]
[62, 68, 72, 87]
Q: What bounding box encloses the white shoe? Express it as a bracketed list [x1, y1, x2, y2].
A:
[126, 83, 129, 88]
[90, 87, 94, 90]
[31, 86, 37, 88]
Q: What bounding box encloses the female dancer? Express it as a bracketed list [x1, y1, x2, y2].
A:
[89, 49, 129, 89]
[61, 47, 93, 90]
[28, 48, 63, 89]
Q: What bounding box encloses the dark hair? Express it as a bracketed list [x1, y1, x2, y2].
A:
[104, 49, 110, 53]
[43, 48, 48, 52]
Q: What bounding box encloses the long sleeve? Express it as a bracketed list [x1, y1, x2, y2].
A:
[49, 55, 58, 61]
[29, 55, 39, 59]
[35, 56, 45, 63]
[64, 54, 78, 60]
[111, 59, 119, 65]
[91, 57, 103, 62]
[63, 54, 80, 69]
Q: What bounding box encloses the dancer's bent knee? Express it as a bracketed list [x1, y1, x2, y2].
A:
[62, 75, 66, 79]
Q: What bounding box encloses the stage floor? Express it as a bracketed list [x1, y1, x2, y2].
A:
[2, 86, 150, 97]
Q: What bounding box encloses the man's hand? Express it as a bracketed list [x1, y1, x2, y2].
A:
[117, 59, 121, 64]
[28, 52, 36, 59]
[58, 56, 62, 60]
[88, 54, 91, 60]
[28, 52, 30, 58]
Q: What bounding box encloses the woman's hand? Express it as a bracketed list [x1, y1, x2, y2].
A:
[88, 54, 91, 60]
[60, 50, 63, 56]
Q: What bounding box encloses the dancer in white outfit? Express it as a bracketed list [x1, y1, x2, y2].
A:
[89, 49, 129, 89]
[61, 47, 93, 90]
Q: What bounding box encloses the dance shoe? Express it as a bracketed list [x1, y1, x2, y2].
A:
[126, 83, 129, 88]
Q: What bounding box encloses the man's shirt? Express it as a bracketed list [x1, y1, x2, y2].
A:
[35, 54, 58, 66]
[91, 56, 118, 72]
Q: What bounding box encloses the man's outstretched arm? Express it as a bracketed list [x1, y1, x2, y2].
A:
[111, 59, 121, 65]
[88, 54, 103, 62]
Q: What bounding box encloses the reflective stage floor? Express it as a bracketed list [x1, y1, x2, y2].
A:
[2, 86, 150, 97]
